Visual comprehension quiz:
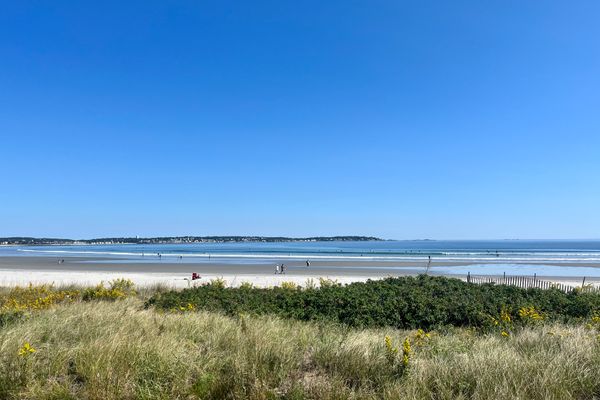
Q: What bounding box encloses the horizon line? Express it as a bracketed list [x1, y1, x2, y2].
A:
[2, 236, 600, 242]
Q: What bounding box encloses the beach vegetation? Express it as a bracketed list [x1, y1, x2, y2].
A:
[147, 275, 600, 330]
[304, 278, 317, 289]
[318, 277, 341, 288]
[0, 280, 137, 329]
[280, 281, 298, 290]
[207, 277, 227, 289]
[1, 296, 600, 399]
[17, 342, 36, 357]
[81, 278, 137, 301]
[0, 284, 79, 313]
[239, 281, 254, 289]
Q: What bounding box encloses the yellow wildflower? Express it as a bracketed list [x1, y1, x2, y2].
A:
[500, 309, 511, 323]
[384, 336, 398, 355]
[518, 306, 544, 321]
[412, 328, 432, 347]
[18, 342, 36, 357]
[402, 338, 411, 366]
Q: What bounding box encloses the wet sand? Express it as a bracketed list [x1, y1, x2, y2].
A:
[0, 256, 432, 274]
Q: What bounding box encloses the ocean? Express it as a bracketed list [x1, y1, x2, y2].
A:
[3, 240, 600, 277]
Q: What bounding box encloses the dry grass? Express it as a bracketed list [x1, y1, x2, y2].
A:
[1, 298, 599, 399]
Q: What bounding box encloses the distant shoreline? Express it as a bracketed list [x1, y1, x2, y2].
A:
[0, 236, 383, 246]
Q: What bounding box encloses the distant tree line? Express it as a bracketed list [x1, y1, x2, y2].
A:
[0, 236, 382, 245]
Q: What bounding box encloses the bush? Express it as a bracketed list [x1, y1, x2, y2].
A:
[82, 279, 137, 301]
[0, 310, 24, 328]
[280, 281, 298, 290]
[147, 275, 600, 330]
[0, 284, 79, 312]
[0, 281, 138, 326]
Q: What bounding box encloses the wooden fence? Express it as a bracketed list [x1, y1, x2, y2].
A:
[465, 272, 600, 293]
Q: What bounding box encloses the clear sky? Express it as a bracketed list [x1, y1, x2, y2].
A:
[1, 1, 599, 240]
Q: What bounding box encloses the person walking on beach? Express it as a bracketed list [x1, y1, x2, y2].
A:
[425, 255, 432, 274]
[281, 264, 286, 274]
[306, 259, 310, 268]
[275, 264, 280, 274]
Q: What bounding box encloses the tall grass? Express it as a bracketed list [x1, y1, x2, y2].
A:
[1, 298, 600, 399]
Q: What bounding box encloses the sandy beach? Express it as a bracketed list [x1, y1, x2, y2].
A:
[0, 256, 414, 288]
[1, 255, 599, 289]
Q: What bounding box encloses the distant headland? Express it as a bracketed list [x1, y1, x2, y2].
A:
[0, 236, 383, 246]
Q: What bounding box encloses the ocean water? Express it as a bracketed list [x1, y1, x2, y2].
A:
[2, 240, 600, 265]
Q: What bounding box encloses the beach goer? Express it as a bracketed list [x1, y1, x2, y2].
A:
[275, 264, 280, 274]
[281, 264, 286, 274]
[306, 259, 310, 267]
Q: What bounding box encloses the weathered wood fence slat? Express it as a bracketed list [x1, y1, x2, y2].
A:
[465, 273, 600, 293]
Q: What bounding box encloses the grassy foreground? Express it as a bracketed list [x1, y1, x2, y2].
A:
[1, 292, 600, 399]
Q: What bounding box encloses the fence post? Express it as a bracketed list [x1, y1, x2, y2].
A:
[467, 272, 471, 283]
[582, 276, 586, 288]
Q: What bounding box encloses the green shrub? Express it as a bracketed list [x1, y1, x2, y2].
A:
[147, 275, 600, 330]
[0, 310, 24, 328]
[280, 281, 298, 290]
[239, 281, 254, 289]
[207, 277, 227, 289]
[82, 279, 137, 301]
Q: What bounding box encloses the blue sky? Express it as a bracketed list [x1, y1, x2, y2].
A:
[1, 1, 599, 239]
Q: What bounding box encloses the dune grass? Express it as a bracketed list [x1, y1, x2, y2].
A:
[1, 296, 600, 399]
